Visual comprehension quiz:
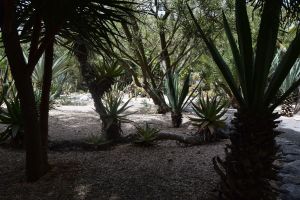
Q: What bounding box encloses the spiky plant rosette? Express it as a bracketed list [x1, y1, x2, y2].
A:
[190, 95, 227, 135]
[165, 71, 200, 127]
[101, 88, 133, 126]
[0, 95, 24, 145]
[133, 123, 160, 146]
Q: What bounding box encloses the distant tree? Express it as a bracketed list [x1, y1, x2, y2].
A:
[107, 0, 200, 113]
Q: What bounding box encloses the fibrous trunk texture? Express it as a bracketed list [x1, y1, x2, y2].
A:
[171, 112, 182, 128]
[103, 121, 121, 141]
[213, 111, 280, 200]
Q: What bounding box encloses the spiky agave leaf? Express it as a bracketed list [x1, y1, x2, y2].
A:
[165, 72, 178, 111]
[165, 71, 196, 112]
[190, 95, 227, 135]
[31, 52, 70, 89]
[102, 87, 133, 124]
[187, 4, 245, 107]
[93, 59, 124, 81]
[134, 123, 159, 146]
[269, 50, 300, 112]
[165, 71, 198, 127]
[0, 93, 23, 144]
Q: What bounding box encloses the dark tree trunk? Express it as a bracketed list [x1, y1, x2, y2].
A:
[143, 86, 169, 114]
[171, 111, 182, 128]
[3, 42, 45, 181]
[104, 121, 121, 141]
[213, 111, 280, 200]
[39, 35, 54, 170]
[74, 40, 119, 140]
[1, 1, 48, 181]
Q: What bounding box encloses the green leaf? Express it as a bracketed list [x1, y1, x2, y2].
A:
[222, 11, 247, 103]
[265, 32, 300, 105]
[178, 72, 191, 109]
[187, 4, 244, 107]
[252, 0, 281, 106]
[235, 1, 254, 103]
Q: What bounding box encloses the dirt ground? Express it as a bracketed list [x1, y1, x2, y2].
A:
[0, 101, 227, 200]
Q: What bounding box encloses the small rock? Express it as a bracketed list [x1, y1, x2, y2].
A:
[109, 194, 121, 200]
[280, 184, 300, 199]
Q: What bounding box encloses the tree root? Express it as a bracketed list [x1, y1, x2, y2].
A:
[47, 132, 224, 152]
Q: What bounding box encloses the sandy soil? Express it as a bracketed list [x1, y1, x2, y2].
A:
[0, 99, 227, 200]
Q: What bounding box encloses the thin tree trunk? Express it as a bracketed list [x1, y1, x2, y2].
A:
[159, 28, 172, 73]
[39, 35, 54, 170]
[1, 0, 47, 182]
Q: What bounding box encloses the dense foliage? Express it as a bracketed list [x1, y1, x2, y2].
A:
[0, 1, 300, 200]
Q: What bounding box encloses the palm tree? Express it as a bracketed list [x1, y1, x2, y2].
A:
[188, 0, 300, 199]
[1, 0, 133, 182]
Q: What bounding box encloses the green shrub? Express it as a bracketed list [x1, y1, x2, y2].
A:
[86, 134, 112, 145]
[100, 86, 133, 140]
[133, 123, 159, 146]
[190, 95, 227, 142]
[0, 95, 24, 146]
[165, 71, 199, 127]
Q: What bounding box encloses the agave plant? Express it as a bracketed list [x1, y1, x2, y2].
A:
[92, 59, 124, 81]
[133, 123, 159, 146]
[0, 82, 48, 147]
[188, 1, 300, 199]
[0, 66, 10, 105]
[271, 50, 300, 116]
[0, 67, 23, 146]
[31, 52, 71, 98]
[100, 86, 133, 140]
[0, 93, 23, 147]
[165, 71, 198, 128]
[190, 95, 227, 142]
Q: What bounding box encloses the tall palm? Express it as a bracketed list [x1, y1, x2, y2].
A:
[188, 0, 300, 199]
[1, 0, 133, 182]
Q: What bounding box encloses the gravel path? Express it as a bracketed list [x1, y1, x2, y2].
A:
[277, 116, 300, 200]
[3, 95, 300, 200]
[0, 104, 227, 200]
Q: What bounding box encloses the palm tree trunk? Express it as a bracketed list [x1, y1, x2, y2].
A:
[214, 111, 280, 199]
[171, 111, 182, 128]
[74, 40, 120, 140]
